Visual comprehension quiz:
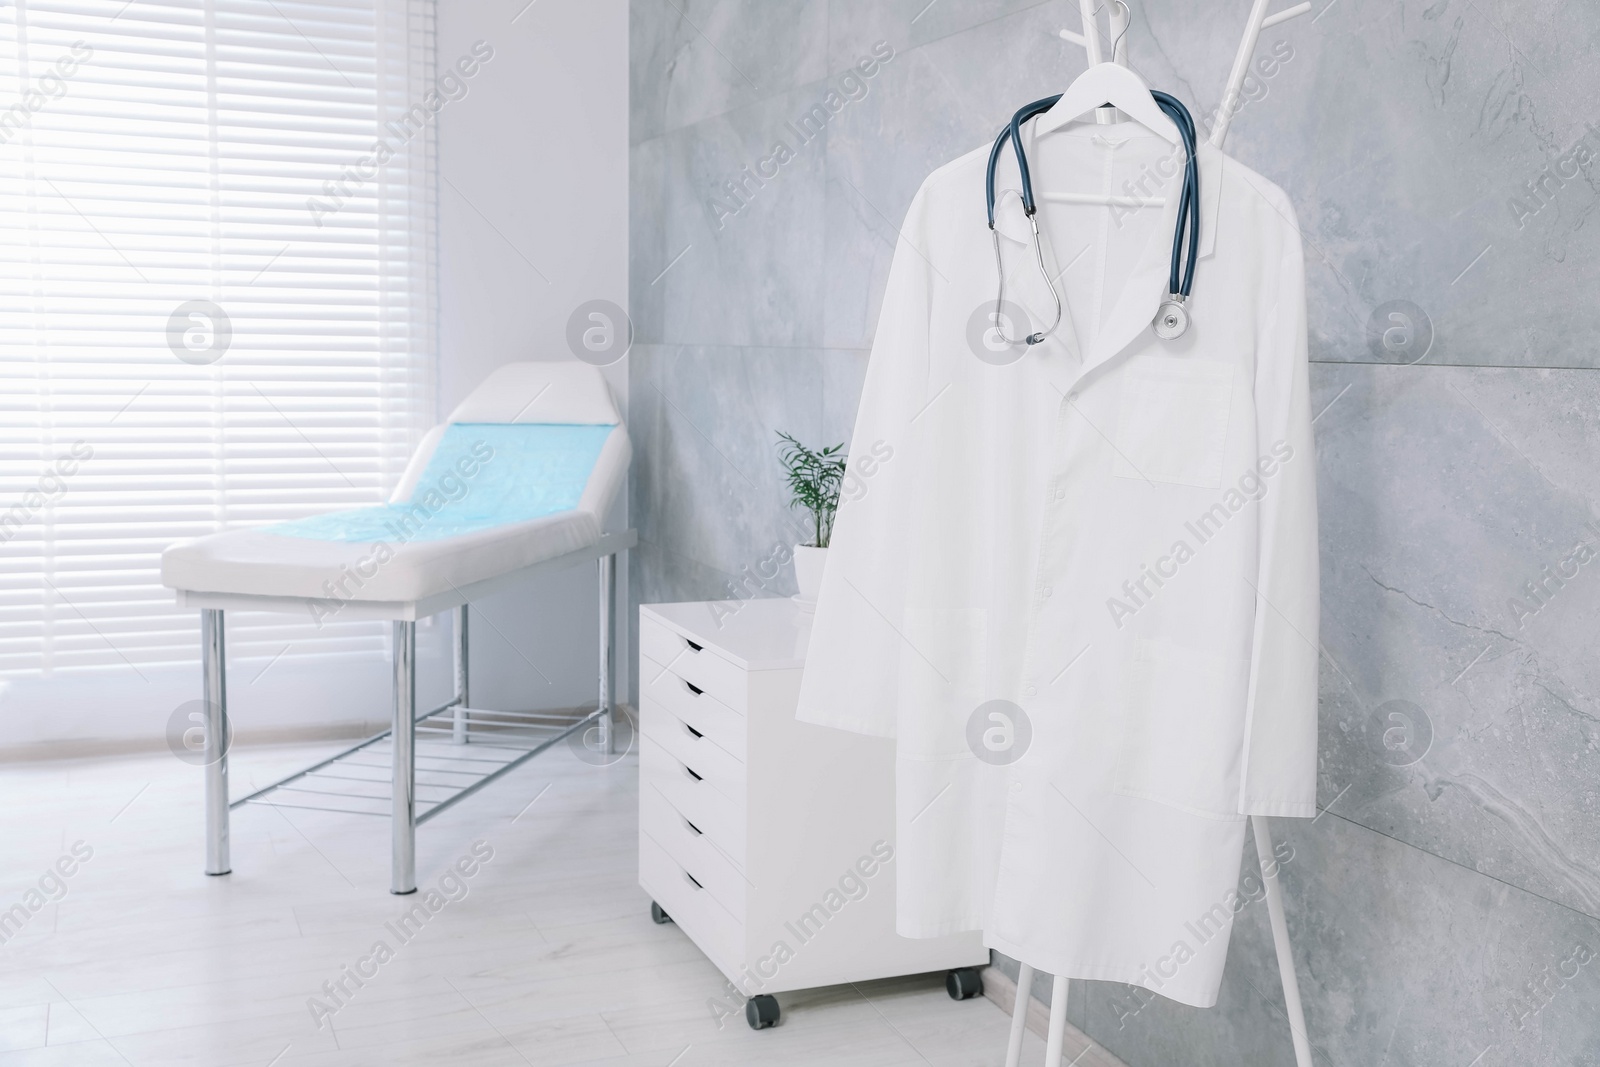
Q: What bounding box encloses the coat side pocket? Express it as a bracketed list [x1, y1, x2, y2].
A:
[1112, 637, 1244, 820]
[1110, 357, 1235, 489]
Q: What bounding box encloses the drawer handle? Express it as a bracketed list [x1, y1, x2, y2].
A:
[681, 763, 703, 781]
[683, 869, 703, 890]
[681, 720, 703, 739]
[683, 680, 703, 696]
[683, 817, 703, 835]
[684, 639, 703, 653]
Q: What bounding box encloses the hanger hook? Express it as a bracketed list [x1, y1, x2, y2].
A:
[1109, 0, 1131, 60]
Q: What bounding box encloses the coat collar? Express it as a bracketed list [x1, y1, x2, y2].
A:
[989, 131, 1225, 378]
[992, 133, 1224, 260]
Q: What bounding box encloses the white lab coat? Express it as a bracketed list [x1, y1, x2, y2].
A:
[795, 120, 1318, 1008]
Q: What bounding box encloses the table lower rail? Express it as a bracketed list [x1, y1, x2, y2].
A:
[233, 704, 603, 825]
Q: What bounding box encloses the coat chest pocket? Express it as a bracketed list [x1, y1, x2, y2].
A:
[1113, 638, 1243, 820]
[1110, 357, 1234, 489]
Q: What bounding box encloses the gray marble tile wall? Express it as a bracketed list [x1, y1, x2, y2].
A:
[628, 1, 1600, 1064]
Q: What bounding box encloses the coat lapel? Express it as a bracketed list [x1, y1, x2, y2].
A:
[1082, 143, 1225, 375]
[991, 188, 1085, 366]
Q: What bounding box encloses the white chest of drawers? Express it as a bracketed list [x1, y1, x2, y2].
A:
[637, 598, 987, 1025]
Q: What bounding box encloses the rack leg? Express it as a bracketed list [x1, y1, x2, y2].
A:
[391, 620, 417, 895]
[452, 603, 469, 744]
[597, 553, 615, 755]
[1004, 962, 1034, 1067]
[1044, 973, 1069, 1066]
[1253, 815, 1313, 1067]
[201, 608, 231, 876]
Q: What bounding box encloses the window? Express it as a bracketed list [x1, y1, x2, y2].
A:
[0, 0, 437, 683]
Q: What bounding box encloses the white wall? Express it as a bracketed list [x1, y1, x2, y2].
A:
[436, 0, 632, 714]
[0, 0, 631, 757]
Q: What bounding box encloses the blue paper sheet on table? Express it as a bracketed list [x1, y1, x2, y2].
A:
[266, 422, 615, 543]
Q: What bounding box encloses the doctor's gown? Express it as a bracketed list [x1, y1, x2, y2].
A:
[794, 120, 1320, 1008]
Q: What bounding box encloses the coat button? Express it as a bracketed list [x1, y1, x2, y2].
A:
[1025, 685, 1037, 696]
[1041, 586, 1052, 597]
[1054, 489, 1065, 501]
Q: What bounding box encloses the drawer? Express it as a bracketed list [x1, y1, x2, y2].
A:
[641, 792, 747, 923]
[639, 830, 742, 969]
[641, 653, 747, 757]
[641, 698, 746, 804]
[641, 737, 746, 869]
[640, 614, 749, 714]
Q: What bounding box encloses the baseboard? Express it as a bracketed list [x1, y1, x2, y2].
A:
[980, 966, 1130, 1067]
[0, 722, 375, 763]
[0, 703, 635, 763]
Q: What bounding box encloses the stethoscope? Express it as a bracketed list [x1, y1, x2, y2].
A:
[985, 90, 1200, 345]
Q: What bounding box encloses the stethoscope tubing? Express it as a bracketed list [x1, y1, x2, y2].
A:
[986, 90, 1200, 347]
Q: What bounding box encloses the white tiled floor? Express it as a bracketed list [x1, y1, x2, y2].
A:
[0, 739, 1047, 1065]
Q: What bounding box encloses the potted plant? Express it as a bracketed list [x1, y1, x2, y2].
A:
[776, 431, 846, 608]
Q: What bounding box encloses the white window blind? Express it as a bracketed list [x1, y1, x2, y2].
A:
[0, 0, 437, 678]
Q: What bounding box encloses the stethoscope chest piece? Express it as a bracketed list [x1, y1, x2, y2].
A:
[1154, 296, 1189, 340]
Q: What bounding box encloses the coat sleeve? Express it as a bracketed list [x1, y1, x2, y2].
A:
[793, 185, 934, 738]
[1238, 202, 1320, 818]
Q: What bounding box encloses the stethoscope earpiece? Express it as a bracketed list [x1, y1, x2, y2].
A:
[986, 90, 1201, 350]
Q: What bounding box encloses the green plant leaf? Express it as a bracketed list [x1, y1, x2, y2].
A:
[776, 431, 847, 548]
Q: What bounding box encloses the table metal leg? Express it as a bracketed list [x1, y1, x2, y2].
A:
[597, 553, 615, 755]
[452, 603, 469, 744]
[392, 620, 417, 895]
[201, 608, 231, 876]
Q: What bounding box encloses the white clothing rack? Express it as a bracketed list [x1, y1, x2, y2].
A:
[1008, 2, 1315, 1066]
[1041, 0, 1312, 211]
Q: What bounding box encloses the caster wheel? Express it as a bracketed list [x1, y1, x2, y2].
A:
[946, 967, 983, 1000]
[745, 994, 780, 1030]
[650, 901, 673, 924]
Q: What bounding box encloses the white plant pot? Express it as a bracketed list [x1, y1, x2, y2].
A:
[792, 545, 828, 612]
